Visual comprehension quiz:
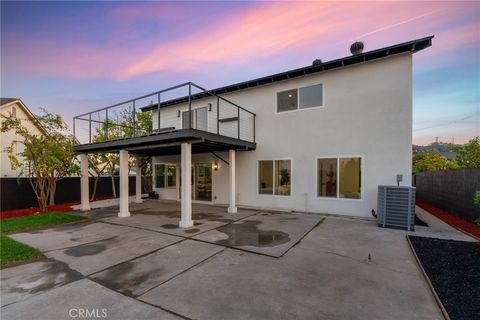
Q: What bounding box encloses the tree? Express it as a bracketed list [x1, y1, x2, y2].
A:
[412, 152, 458, 174]
[1, 109, 79, 212]
[87, 154, 108, 201]
[88, 107, 153, 198]
[453, 136, 480, 168]
[90, 119, 121, 197]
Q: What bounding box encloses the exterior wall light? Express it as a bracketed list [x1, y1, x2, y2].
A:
[177, 110, 181, 117]
[213, 162, 218, 171]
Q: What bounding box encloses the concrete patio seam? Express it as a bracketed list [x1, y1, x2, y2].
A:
[136, 248, 227, 298]
[279, 216, 327, 258]
[85, 238, 187, 277]
[133, 296, 194, 320]
[82, 277, 193, 320]
[187, 236, 282, 258]
[97, 209, 262, 241]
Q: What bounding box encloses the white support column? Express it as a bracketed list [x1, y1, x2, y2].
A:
[176, 162, 180, 201]
[79, 153, 90, 211]
[135, 156, 143, 204]
[118, 150, 130, 217]
[179, 143, 193, 228]
[228, 149, 237, 213]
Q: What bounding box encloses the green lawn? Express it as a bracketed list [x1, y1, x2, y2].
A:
[1, 212, 86, 233]
[0, 212, 86, 267]
[0, 235, 42, 266]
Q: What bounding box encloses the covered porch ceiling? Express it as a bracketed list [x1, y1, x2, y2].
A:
[73, 128, 256, 156]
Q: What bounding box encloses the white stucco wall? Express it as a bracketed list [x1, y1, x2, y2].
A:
[0, 101, 44, 177]
[152, 53, 413, 218]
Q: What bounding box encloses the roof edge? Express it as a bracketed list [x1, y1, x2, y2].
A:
[136, 35, 432, 112]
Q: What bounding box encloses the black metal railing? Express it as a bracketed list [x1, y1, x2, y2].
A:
[73, 82, 256, 145]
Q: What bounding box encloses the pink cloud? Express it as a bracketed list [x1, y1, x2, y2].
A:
[4, 2, 478, 82]
[117, 2, 450, 80]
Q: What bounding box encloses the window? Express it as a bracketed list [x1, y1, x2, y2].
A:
[339, 158, 361, 199]
[258, 160, 291, 196]
[317, 158, 337, 198]
[317, 157, 361, 199]
[299, 84, 323, 109]
[155, 164, 176, 189]
[182, 110, 193, 129]
[259, 161, 274, 194]
[277, 84, 323, 112]
[11, 106, 16, 118]
[182, 107, 208, 130]
[195, 107, 208, 131]
[277, 89, 298, 112]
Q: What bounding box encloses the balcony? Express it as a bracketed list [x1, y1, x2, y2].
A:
[73, 82, 256, 155]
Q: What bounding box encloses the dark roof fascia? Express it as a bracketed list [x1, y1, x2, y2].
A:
[73, 129, 256, 154]
[141, 35, 433, 112]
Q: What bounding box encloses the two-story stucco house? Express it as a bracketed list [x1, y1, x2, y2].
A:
[73, 36, 433, 227]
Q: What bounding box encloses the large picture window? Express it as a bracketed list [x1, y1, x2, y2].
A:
[317, 157, 361, 199]
[259, 160, 291, 196]
[155, 164, 176, 189]
[277, 84, 323, 113]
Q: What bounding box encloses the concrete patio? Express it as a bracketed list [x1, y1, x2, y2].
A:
[2, 200, 474, 320]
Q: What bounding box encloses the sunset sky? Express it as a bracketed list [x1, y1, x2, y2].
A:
[1, 1, 479, 145]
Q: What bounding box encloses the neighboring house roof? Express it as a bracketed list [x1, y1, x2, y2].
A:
[141, 35, 433, 112]
[0, 97, 47, 135]
[0, 98, 20, 106]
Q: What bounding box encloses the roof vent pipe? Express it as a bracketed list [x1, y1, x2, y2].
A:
[350, 41, 364, 55]
[312, 59, 322, 66]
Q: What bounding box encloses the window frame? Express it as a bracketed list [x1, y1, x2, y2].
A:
[315, 155, 363, 201]
[275, 83, 324, 114]
[257, 158, 293, 197]
[154, 163, 177, 189]
[182, 105, 210, 130]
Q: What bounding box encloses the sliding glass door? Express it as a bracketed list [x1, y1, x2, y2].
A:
[194, 163, 212, 201]
[179, 163, 212, 202]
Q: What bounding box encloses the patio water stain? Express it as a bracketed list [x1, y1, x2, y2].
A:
[63, 242, 107, 257]
[92, 261, 159, 297]
[3, 259, 83, 296]
[194, 212, 235, 223]
[161, 224, 178, 229]
[184, 228, 200, 234]
[215, 220, 290, 248]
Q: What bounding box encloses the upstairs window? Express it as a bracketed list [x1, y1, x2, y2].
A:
[277, 89, 298, 112]
[277, 84, 323, 113]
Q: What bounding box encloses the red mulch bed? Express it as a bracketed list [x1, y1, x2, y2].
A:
[416, 199, 480, 240]
[0, 196, 114, 220]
